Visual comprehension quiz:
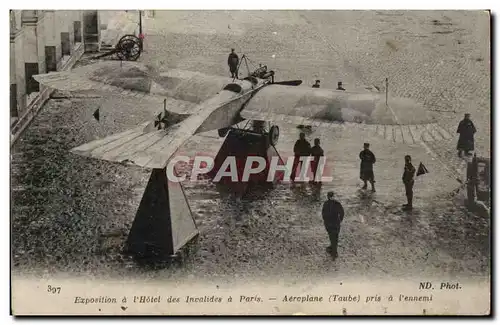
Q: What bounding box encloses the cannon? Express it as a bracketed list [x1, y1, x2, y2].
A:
[93, 34, 142, 61]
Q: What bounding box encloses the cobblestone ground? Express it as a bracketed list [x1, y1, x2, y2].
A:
[11, 11, 490, 281]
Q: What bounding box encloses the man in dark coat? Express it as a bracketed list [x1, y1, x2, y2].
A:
[402, 155, 416, 210]
[312, 80, 320, 88]
[456, 113, 476, 157]
[337, 81, 346, 91]
[290, 132, 311, 181]
[322, 191, 344, 259]
[359, 143, 376, 191]
[227, 48, 239, 79]
[310, 138, 324, 182]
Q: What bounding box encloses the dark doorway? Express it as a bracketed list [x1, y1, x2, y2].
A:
[61, 32, 71, 56]
[73, 21, 82, 43]
[25, 62, 39, 94]
[45, 46, 56, 72]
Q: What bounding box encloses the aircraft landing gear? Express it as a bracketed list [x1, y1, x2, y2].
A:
[269, 125, 279, 146]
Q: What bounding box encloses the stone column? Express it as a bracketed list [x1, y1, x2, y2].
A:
[73, 10, 83, 43]
[58, 10, 73, 57]
[10, 10, 24, 118]
[83, 10, 101, 52]
[43, 10, 62, 72]
[21, 10, 46, 97]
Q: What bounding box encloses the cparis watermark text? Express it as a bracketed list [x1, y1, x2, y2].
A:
[166, 155, 333, 183]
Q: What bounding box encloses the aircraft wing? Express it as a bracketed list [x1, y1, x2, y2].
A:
[240, 85, 436, 126]
[33, 61, 233, 115]
[70, 111, 209, 169]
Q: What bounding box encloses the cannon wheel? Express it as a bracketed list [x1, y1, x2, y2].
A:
[269, 125, 279, 146]
[116, 34, 142, 61]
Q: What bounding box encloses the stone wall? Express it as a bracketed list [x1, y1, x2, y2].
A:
[10, 10, 102, 145]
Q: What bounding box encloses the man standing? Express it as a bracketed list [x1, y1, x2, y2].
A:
[359, 143, 376, 191]
[456, 113, 477, 157]
[312, 80, 321, 88]
[310, 138, 324, 182]
[322, 191, 344, 259]
[227, 48, 239, 79]
[291, 132, 311, 181]
[402, 155, 416, 211]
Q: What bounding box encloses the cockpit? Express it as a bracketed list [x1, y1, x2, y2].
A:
[223, 83, 243, 93]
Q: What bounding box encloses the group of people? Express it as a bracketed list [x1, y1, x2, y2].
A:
[290, 133, 324, 182]
[311, 79, 345, 91]
[321, 113, 478, 260]
[228, 48, 479, 261]
[319, 146, 420, 260]
[227, 49, 347, 92]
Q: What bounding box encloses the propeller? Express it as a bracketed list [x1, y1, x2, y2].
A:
[273, 80, 303, 86]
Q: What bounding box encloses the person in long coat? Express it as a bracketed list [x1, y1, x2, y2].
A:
[291, 132, 311, 181]
[402, 155, 416, 210]
[322, 191, 344, 259]
[359, 143, 376, 191]
[456, 113, 477, 157]
[227, 48, 239, 79]
[310, 138, 324, 182]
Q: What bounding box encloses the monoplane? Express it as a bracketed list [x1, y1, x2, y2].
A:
[34, 58, 436, 169]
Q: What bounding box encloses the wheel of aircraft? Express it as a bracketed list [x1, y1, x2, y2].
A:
[269, 125, 279, 146]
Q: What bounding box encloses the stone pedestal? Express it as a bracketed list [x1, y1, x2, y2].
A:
[208, 129, 285, 197]
[126, 168, 199, 259]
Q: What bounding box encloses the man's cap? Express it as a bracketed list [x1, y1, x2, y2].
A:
[364, 142, 369, 146]
[314, 138, 320, 142]
[338, 81, 343, 85]
[405, 154, 411, 160]
[315, 79, 320, 83]
[327, 191, 334, 198]
[231, 48, 235, 51]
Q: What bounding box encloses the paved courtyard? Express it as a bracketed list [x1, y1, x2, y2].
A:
[11, 10, 490, 281]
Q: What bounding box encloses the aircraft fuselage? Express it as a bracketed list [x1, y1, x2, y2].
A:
[192, 77, 270, 134]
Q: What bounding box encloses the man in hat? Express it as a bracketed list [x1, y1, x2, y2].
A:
[312, 80, 321, 88]
[337, 81, 346, 91]
[402, 155, 416, 210]
[322, 191, 344, 259]
[291, 132, 311, 181]
[227, 48, 239, 79]
[359, 143, 376, 191]
[310, 138, 324, 182]
[456, 113, 477, 157]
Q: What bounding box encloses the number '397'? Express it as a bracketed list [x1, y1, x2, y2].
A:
[47, 285, 61, 294]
